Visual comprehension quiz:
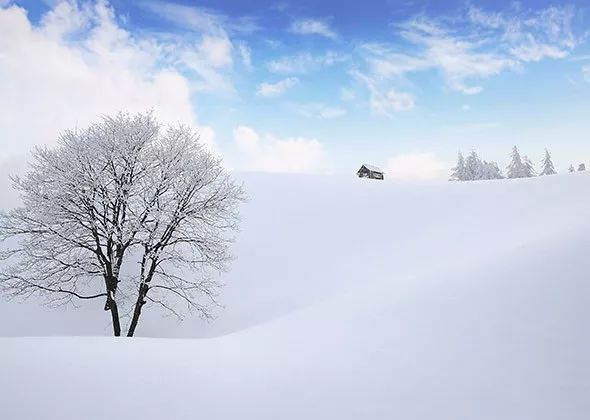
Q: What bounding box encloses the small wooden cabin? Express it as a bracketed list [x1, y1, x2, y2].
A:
[357, 164, 384, 180]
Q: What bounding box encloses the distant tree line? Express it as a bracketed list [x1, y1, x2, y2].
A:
[450, 146, 586, 181]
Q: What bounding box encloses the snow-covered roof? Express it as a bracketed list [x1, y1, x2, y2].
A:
[360, 164, 383, 173]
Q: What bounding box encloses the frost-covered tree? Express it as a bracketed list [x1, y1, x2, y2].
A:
[507, 146, 526, 179]
[522, 155, 536, 178]
[0, 112, 244, 336]
[481, 161, 503, 180]
[578, 163, 586, 171]
[464, 150, 483, 181]
[449, 152, 467, 181]
[539, 149, 556, 176]
[569, 164, 575, 173]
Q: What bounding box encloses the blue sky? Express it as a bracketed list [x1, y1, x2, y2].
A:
[1, 0, 589, 179]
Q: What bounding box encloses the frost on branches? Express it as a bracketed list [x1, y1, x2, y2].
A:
[539, 149, 557, 176]
[507, 146, 536, 179]
[450, 146, 558, 181]
[449, 151, 503, 181]
[0, 112, 245, 337]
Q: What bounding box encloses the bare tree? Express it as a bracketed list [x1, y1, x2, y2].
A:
[0, 112, 244, 336]
[126, 125, 244, 336]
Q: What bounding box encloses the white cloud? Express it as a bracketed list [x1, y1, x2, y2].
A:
[292, 103, 346, 119]
[197, 35, 233, 67]
[233, 126, 328, 174]
[509, 42, 568, 62]
[289, 18, 338, 40]
[137, 1, 266, 92]
[583, 65, 590, 82]
[355, 5, 580, 110]
[352, 71, 415, 115]
[264, 39, 283, 49]
[140, 0, 226, 35]
[0, 1, 218, 159]
[139, 0, 259, 36]
[371, 89, 415, 114]
[233, 126, 260, 152]
[399, 17, 519, 94]
[468, 5, 577, 62]
[256, 77, 298, 97]
[385, 153, 448, 182]
[238, 42, 253, 70]
[267, 51, 347, 74]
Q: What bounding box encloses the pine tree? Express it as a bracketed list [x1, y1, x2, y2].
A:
[579, 163, 586, 171]
[465, 150, 483, 180]
[569, 164, 575, 173]
[507, 146, 525, 178]
[522, 155, 536, 177]
[481, 161, 503, 179]
[449, 152, 466, 181]
[539, 149, 556, 176]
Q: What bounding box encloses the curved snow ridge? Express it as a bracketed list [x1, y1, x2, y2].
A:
[220, 222, 590, 340]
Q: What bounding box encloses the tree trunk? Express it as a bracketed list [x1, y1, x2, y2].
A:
[103, 274, 121, 337]
[127, 283, 148, 337]
[108, 294, 121, 336]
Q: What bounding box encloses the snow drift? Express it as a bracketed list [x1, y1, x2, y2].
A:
[1, 172, 589, 419]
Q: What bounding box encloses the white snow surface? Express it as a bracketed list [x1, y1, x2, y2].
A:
[1, 172, 589, 419]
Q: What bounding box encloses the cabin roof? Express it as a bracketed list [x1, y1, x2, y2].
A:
[360, 164, 383, 173]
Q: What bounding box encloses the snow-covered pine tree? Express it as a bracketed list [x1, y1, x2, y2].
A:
[569, 164, 575, 173]
[507, 146, 525, 178]
[539, 149, 556, 176]
[522, 155, 536, 177]
[481, 161, 503, 179]
[465, 150, 483, 180]
[578, 163, 586, 171]
[449, 152, 467, 181]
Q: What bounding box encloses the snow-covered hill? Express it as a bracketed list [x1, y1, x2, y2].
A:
[1, 172, 589, 419]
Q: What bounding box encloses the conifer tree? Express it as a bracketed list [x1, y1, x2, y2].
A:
[522, 155, 536, 177]
[465, 150, 483, 180]
[569, 164, 575, 173]
[507, 146, 525, 179]
[449, 152, 466, 181]
[481, 161, 503, 179]
[539, 149, 557, 176]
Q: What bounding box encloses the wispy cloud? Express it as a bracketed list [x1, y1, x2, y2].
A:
[291, 103, 347, 119]
[289, 18, 337, 40]
[139, 0, 260, 35]
[468, 5, 578, 62]
[238, 42, 253, 70]
[397, 17, 519, 94]
[267, 51, 347, 74]
[352, 71, 415, 116]
[353, 4, 581, 115]
[136, 1, 267, 90]
[256, 77, 299, 97]
[583, 65, 590, 82]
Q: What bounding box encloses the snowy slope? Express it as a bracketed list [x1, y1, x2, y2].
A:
[1, 172, 589, 337]
[1, 173, 589, 419]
